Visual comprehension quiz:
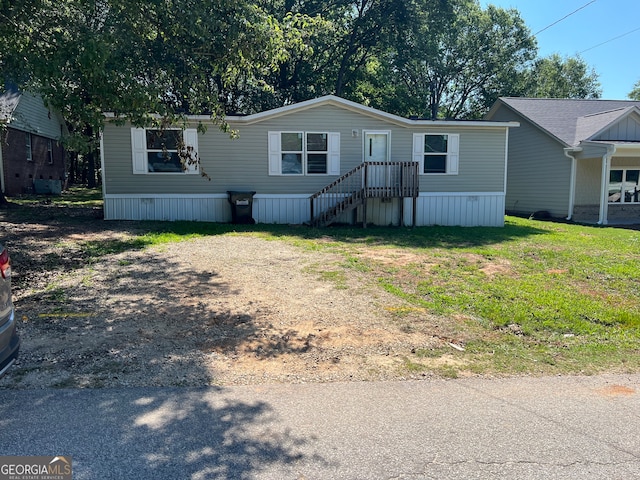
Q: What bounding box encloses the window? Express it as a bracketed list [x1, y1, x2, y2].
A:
[413, 133, 459, 175]
[146, 129, 183, 172]
[268, 131, 340, 176]
[306, 133, 329, 174]
[281, 132, 303, 174]
[131, 128, 199, 175]
[609, 169, 640, 203]
[26, 133, 32, 162]
[47, 139, 54, 164]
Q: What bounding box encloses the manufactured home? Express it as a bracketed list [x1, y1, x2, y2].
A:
[101, 96, 518, 226]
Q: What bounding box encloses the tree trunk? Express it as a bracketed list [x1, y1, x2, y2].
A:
[86, 151, 96, 188]
[84, 126, 97, 188]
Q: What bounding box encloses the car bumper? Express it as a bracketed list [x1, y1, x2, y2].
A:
[0, 309, 19, 378]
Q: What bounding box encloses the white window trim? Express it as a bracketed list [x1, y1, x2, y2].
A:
[131, 127, 199, 175]
[268, 131, 340, 176]
[608, 167, 640, 204]
[412, 133, 459, 175]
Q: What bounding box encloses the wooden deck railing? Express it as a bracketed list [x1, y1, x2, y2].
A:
[310, 161, 419, 227]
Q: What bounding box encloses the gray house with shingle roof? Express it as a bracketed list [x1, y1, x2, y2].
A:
[486, 97, 640, 225]
[102, 95, 518, 226]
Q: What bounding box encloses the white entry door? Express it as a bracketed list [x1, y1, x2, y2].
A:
[364, 132, 390, 189]
[364, 132, 389, 162]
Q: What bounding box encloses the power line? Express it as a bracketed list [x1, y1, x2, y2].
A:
[579, 26, 640, 54]
[534, 0, 597, 36]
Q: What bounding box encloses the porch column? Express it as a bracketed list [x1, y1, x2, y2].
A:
[563, 148, 580, 220]
[598, 146, 616, 225]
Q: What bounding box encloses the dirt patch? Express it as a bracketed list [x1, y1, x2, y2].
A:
[0, 207, 461, 389]
[596, 385, 636, 397]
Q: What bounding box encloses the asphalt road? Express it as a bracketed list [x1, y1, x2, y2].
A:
[0, 374, 638, 479]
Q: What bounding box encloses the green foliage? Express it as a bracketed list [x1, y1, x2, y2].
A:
[1, 0, 293, 148]
[629, 80, 640, 100]
[524, 54, 602, 99]
[1, 0, 608, 150]
[10, 187, 103, 207]
[380, 1, 537, 119]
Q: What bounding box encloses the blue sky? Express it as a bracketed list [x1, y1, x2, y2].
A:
[479, 0, 640, 99]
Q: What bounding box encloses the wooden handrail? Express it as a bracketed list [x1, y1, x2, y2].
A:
[309, 163, 366, 200]
[310, 161, 419, 226]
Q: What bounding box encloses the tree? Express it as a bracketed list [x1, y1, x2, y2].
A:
[524, 54, 602, 99]
[1, 0, 292, 185]
[629, 80, 640, 100]
[250, 0, 453, 110]
[370, 0, 536, 119]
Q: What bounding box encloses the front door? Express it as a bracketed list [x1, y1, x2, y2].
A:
[364, 132, 389, 162]
[364, 132, 390, 189]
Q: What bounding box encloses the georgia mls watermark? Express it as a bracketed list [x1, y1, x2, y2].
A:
[0, 456, 72, 480]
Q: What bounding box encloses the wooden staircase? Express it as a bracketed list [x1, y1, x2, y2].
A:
[310, 161, 419, 227]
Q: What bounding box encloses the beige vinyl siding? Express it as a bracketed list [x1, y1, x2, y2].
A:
[574, 158, 602, 205]
[489, 105, 571, 216]
[103, 104, 509, 196]
[611, 157, 640, 168]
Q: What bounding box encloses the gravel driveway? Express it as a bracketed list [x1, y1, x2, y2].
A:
[0, 209, 451, 389]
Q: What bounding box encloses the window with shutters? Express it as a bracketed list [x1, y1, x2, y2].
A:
[412, 133, 460, 175]
[131, 128, 199, 174]
[268, 131, 340, 176]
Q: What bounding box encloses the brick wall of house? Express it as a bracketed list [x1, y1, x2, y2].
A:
[2, 127, 66, 196]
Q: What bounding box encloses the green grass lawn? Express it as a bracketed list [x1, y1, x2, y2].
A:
[9, 186, 103, 207]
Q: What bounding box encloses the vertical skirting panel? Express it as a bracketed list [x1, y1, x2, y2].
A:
[105, 195, 311, 224]
[365, 198, 401, 226]
[404, 193, 505, 227]
[253, 196, 310, 224]
[104, 193, 505, 226]
[104, 195, 231, 222]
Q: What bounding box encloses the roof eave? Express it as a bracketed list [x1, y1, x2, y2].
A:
[106, 96, 519, 129]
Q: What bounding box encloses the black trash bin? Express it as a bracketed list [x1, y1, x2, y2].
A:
[227, 191, 256, 224]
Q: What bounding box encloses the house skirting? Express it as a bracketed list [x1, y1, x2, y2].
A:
[103, 192, 505, 227]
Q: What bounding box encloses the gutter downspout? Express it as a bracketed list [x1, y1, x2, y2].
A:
[598, 145, 616, 225]
[563, 147, 581, 221]
[503, 127, 510, 220]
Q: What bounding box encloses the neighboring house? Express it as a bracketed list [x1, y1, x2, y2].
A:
[486, 97, 640, 225]
[101, 95, 518, 226]
[0, 86, 67, 196]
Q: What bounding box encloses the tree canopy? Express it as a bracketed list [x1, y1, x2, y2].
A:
[629, 80, 640, 100]
[0, 0, 606, 185]
[523, 54, 601, 100]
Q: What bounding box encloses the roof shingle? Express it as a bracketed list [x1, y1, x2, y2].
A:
[497, 97, 640, 146]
